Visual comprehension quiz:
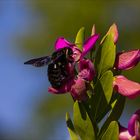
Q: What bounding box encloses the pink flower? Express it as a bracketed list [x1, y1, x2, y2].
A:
[78, 59, 95, 81]
[119, 109, 140, 140]
[69, 59, 95, 101]
[54, 37, 74, 50]
[80, 35, 99, 58]
[70, 78, 88, 101]
[113, 50, 140, 99]
[48, 59, 96, 101]
[115, 49, 140, 70]
[48, 35, 99, 97]
[113, 75, 140, 99]
[55, 34, 99, 61]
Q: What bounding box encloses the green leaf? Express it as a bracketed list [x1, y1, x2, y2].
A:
[109, 95, 125, 122]
[73, 101, 95, 140]
[95, 34, 116, 78]
[90, 80, 108, 122]
[99, 95, 125, 138]
[99, 70, 113, 103]
[75, 27, 85, 51]
[90, 70, 113, 122]
[66, 112, 79, 140]
[101, 121, 119, 140]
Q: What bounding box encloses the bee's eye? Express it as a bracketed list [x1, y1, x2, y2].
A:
[67, 48, 73, 55]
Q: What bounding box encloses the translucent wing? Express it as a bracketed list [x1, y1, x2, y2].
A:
[24, 56, 51, 67]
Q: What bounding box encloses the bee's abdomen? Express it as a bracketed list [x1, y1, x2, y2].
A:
[48, 63, 67, 88]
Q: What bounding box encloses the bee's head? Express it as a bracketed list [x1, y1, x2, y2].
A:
[65, 47, 74, 62]
[66, 47, 73, 55]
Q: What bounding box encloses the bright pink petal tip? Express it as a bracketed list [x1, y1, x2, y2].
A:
[81, 34, 99, 58]
[55, 37, 74, 50]
[48, 86, 66, 94]
[115, 49, 140, 70]
[108, 23, 119, 44]
[113, 75, 140, 99]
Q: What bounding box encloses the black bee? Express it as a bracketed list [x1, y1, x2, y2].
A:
[24, 47, 74, 88]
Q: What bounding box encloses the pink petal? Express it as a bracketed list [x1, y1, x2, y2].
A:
[55, 37, 74, 50]
[70, 78, 87, 101]
[115, 49, 140, 70]
[78, 59, 95, 81]
[48, 78, 75, 94]
[81, 34, 99, 58]
[72, 47, 82, 62]
[128, 109, 140, 138]
[113, 75, 140, 99]
[119, 125, 132, 140]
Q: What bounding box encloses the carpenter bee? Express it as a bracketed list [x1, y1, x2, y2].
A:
[24, 47, 74, 88]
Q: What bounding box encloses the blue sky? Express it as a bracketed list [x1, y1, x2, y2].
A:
[0, 0, 48, 134]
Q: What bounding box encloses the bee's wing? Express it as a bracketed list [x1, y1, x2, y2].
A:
[24, 56, 51, 67]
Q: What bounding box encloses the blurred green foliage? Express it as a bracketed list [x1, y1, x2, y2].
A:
[22, 0, 140, 54]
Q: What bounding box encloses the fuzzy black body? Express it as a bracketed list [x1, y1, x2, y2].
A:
[24, 47, 73, 88]
[48, 47, 73, 88]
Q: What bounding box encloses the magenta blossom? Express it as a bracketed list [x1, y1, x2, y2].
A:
[55, 34, 99, 61]
[48, 35, 99, 98]
[119, 109, 140, 140]
[78, 59, 95, 81]
[70, 59, 96, 100]
[48, 59, 96, 100]
[113, 75, 140, 99]
[70, 78, 88, 101]
[115, 49, 140, 70]
[113, 49, 140, 99]
[54, 37, 74, 50]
